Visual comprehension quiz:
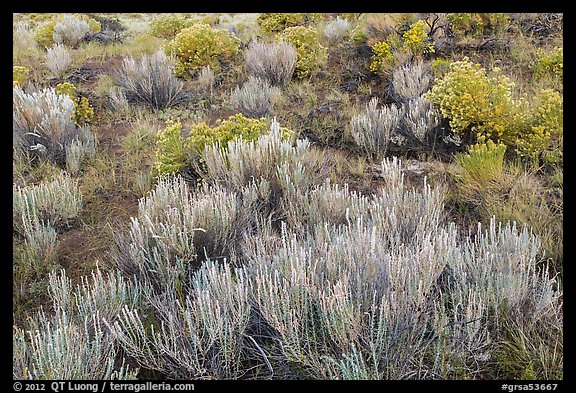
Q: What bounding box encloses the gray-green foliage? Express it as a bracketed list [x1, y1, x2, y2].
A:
[14, 267, 140, 380]
[108, 135, 562, 379]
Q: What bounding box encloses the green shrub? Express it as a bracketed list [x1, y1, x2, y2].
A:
[154, 120, 187, 176]
[165, 23, 240, 77]
[454, 136, 507, 187]
[532, 47, 563, 80]
[257, 13, 306, 34]
[149, 14, 196, 39]
[13, 66, 29, 86]
[279, 26, 327, 79]
[447, 13, 509, 37]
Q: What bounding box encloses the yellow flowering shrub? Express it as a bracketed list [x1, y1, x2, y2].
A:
[519, 89, 563, 163]
[370, 19, 434, 74]
[56, 82, 95, 126]
[155, 120, 187, 176]
[154, 114, 284, 176]
[532, 47, 563, 80]
[13, 66, 30, 86]
[150, 15, 197, 39]
[369, 41, 394, 73]
[424, 57, 521, 143]
[257, 13, 324, 34]
[257, 13, 306, 34]
[426, 58, 563, 162]
[185, 114, 271, 155]
[447, 13, 509, 37]
[279, 26, 327, 79]
[401, 20, 435, 56]
[165, 23, 240, 77]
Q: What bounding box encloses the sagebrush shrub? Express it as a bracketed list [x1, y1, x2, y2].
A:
[153, 114, 277, 176]
[13, 85, 95, 164]
[116, 50, 186, 111]
[324, 16, 351, 43]
[201, 119, 321, 193]
[230, 76, 278, 118]
[391, 59, 432, 102]
[245, 39, 297, 86]
[53, 15, 89, 47]
[165, 23, 240, 77]
[279, 26, 327, 79]
[108, 260, 251, 379]
[13, 172, 82, 234]
[350, 97, 404, 159]
[197, 65, 215, 95]
[13, 172, 82, 270]
[45, 43, 71, 78]
[35, 14, 100, 48]
[401, 96, 439, 148]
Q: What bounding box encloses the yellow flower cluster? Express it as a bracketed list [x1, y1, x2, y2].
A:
[370, 20, 435, 74]
[13, 66, 30, 86]
[532, 47, 563, 80]
[279, 26, 327, 79]
[401, 20, 435, 56]
[165, 23, 240, 78]
[56, 82, 95, 126]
